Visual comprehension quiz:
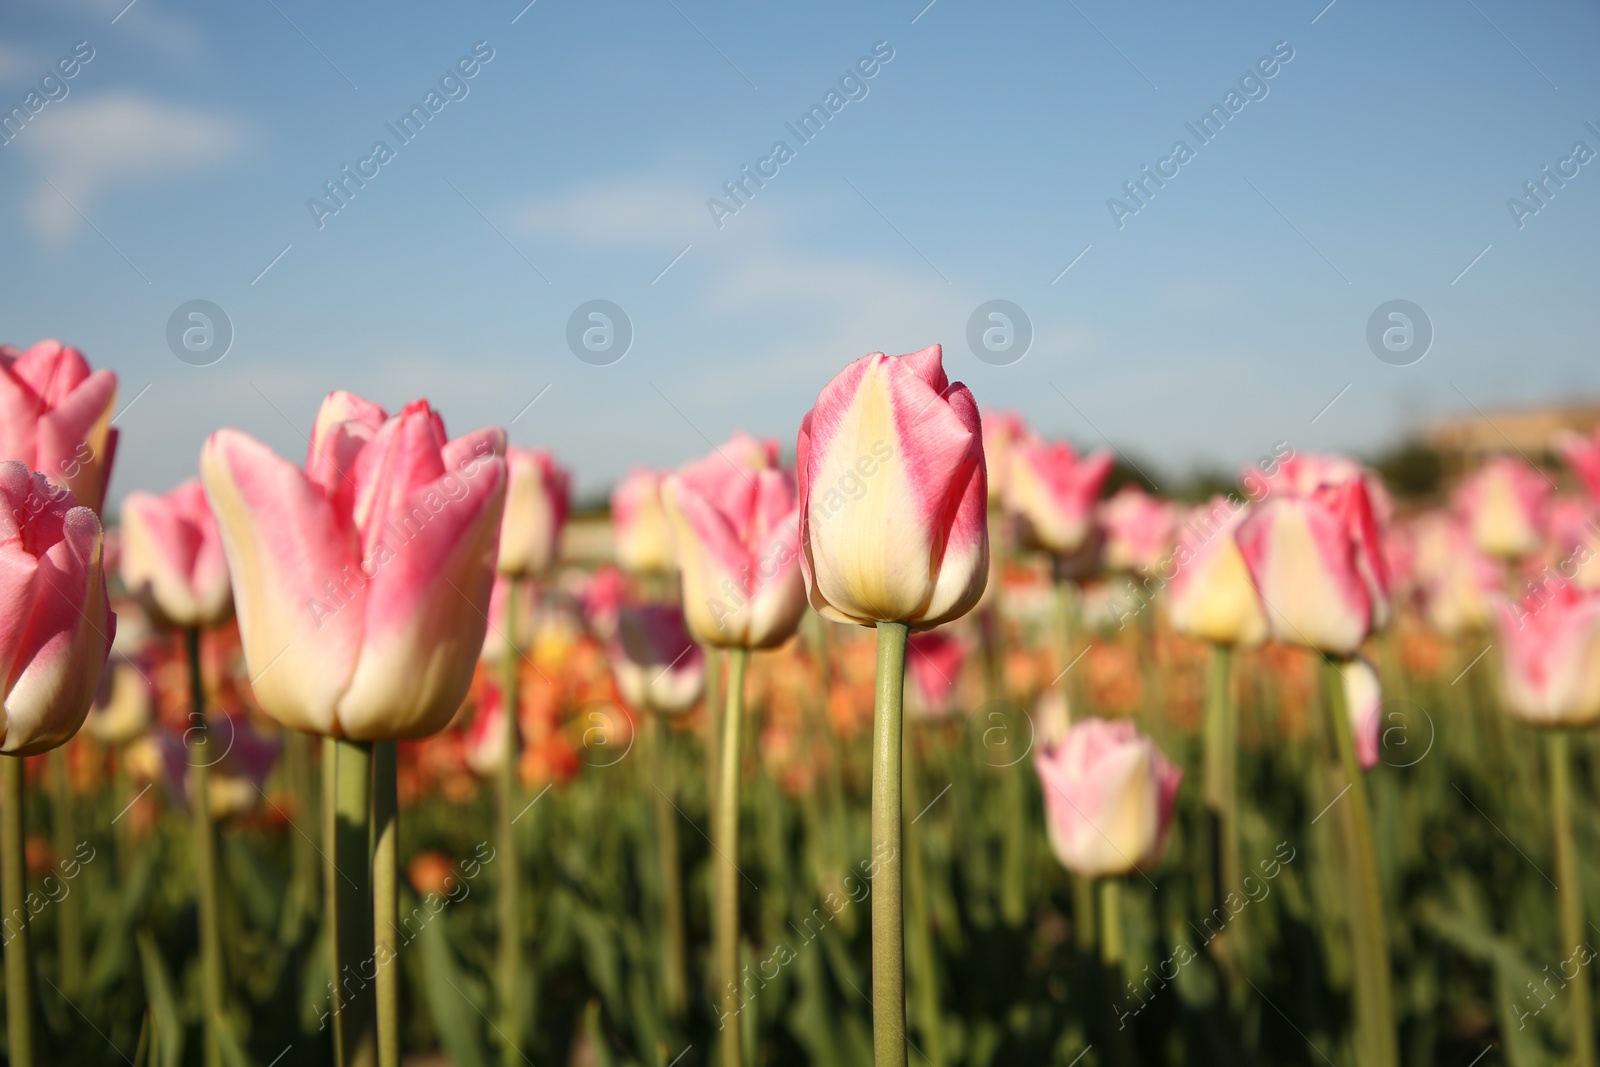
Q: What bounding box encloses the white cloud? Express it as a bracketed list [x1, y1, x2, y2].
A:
[511, 176, 705, 247]
[19, 93, 246, 246]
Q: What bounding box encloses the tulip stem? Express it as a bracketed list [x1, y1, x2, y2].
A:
[647, 713, 687, 1019]
[373, 740, 399, 1067]
[2, 754, 36, 1067]
[870, 621, 909, 1067]
[185, 628, 224, 1067]
[715, 647, 749, 1067]
[497, 577, 523, 1067]
[1548, 731, 1596, 1067]
[1098, 878, 1124, 981]
[1321, 658, 1397, 1067]
[329, 737, 377, 1067]
[48, 748, 81, 997]
[1203, 644, 1244, 969]
[902, 730, 944, 1067]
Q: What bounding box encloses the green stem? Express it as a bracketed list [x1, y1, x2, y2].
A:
[871, 621, 909, 1067]
[497, 577, 523, 1066]
[1099, 878, 1124, 981]
[1072, 876, 1097, 955]
[1322, 658, 1397, 1067]
[281, 730, 319, 943]
[1549, 731, 1595, 1067]
[186, 628, 224, 1067]
[1203, 644, 1244, 966]
[3, 754, 35, 1067]
[705, 648, 722, 823]
[715, 647, 749, 1067]
[902, 729, 944, 1067]
[648, 713, 687, 1019]
[48, 748, 80, 997]
[373, 740, 399, 1067]
[330, 737, 377, 1067]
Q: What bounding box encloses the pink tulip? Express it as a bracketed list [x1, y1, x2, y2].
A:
[798, 345, 988, 628]
[611, 468, 675, 573]
[478, 572, 540, 662]
[498, 447, 570, 577]
[1006, 439, 1114, 556]
[980, 409, 1029, 505]
[464, 684, 514, 778]
[1236, 475, 1391, 656]
[1544, 496, 1600, 591]
[610, 603, 705, 716]
[663, 437, 806, 648]
[1410, 512, 1503, 636]
[0, 462, 114, 754]
[120, 479, 232, 629]
[1555, 428, 1600, 504]
[200, 393, 507, 740]
[1246, 451, 1395, 525]
[0, 339, 118, 513]
[1341, 657, 1382, 771]
[1033, 717, 1182, 878]
[85, 656, 154, 746]
[1099, 486, 1177, 575]
[1166, 497, 1269, 647]
[1453, 456, 1551, 560]
[1493, 582, 1600, 726]
[905, 629, 968, 720]
[577, 565, 629, 642]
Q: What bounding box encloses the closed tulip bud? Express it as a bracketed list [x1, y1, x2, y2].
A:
[200, 394, 507, 740]
[1006, 439, 1114, 556]
[980, 409, 1029, 505]
[1099, 486, 1177, 575]
[0, 462, 114, 754]
[610, 603, 705, 716]
[905, 630, 968, 720]
[1341, 656, 1382, 771]
[1454, 456, 1550, 560]
[1493, 583, 1600, 727]
[1236, 477, 1391, 656]
[478, 573, 539, 662]
[1033, 717, 1181, 879]
[1411, 512, 1503, 636]
[85, 657, 154, 746]
[611, 468, 675, 573]
[120, 479, 232, 629]
[498, 447, 570, 577]
[464, 685, 513, 778]
[0, 340, 119, 515]
[1247, 451, 1395, 526]
[798, 345, 988, 628]
[663, 439, 806, 648]
[1166, 497, 1269, 647]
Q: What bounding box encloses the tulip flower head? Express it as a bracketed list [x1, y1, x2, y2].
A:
[200, 392, 507, 740]
[611, 467, 675, 574]
[464, 684, 513, 778]
[662, 435, 807, 648]
[980, 409, 1030, 505]
[1166, 497, 1269, 647]
[1544, 496, 1600, 591]
[1033, 717, 1182, 879]
[85, 657, 154, 746]
[1099, 486, 1178, 575]
[1341, 656, 1382, 771]
[1453, 456, 1551, 561]
[0, 340, 119, 514]
[798, 345, 988, 628]
[1493, 582, 1600, 727]
[0, 461, 114, 755]
[498, 447, 570, 578]
[610, 603, 705, 716]
[1411, 512, 1503, 636]
[120, 479, 232, 630]
[1005, 438, 1114, 558]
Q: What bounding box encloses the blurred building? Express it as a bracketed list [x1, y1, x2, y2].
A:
[1425, 400, 1600, 475]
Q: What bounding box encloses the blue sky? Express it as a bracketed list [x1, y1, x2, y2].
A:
[2, 0, 1597, 506]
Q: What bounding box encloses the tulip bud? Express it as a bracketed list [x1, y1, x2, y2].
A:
[1341, 656, 1382, 771]
[1166, 497, 1269, 648]
[1006, 439, 1114, 556]
[1033, 717, 1181, 878]
[1454, 456, 1551, 560]
[1099, 486, 1177, 575]
[798, 345, 988, 628]
[498, 447, 570, 578]
[1493, 583, 1600, 727]
[0, 340, 118, 514]
[201, 394, 507, 740]
[610, 603, 705, 716]
[980, 409, 1029, 505]
[85, 657, 154, 746]
[0, 462, 114, 754]
[120, 479, 232, 630]
[611, 468, 675, 573]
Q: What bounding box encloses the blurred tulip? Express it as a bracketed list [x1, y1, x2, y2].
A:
[0, 340, 118, 513]
[1099, 486, 1177, 574]
[1247, 451, 1395, 525]
[1493, 583, 1600, 727]
[0, 463, 114, 754]
[1006, 439, 1114, 556]
[464, 685, 512, 778]
[1341, 657, 1382, 771]
[85, 657, 154, 746]
[798, 345, 988, 628]
[663, 437, 806, 648]
[498, 447, 570, 578]
[578, 565, 628, 642]
[1543, 496, 1600, 591]
[200, 393, 507, 739]
[1555, 427, 1600, 504]
[981, 409, 1029, 505]
[1412, 512, 1503, 636]
[1166, 497, 1269, 647]
[478, 573, 540, 662]
[905, 630, 968, 720]
[611, 603, 705, 715]
[1454, 456, 1551, 560]
[611, 468, 674, 573]
[1033, 717, 1181, 878]
[120, 479, 232, 630]
[1236, 475, 1391, 656]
